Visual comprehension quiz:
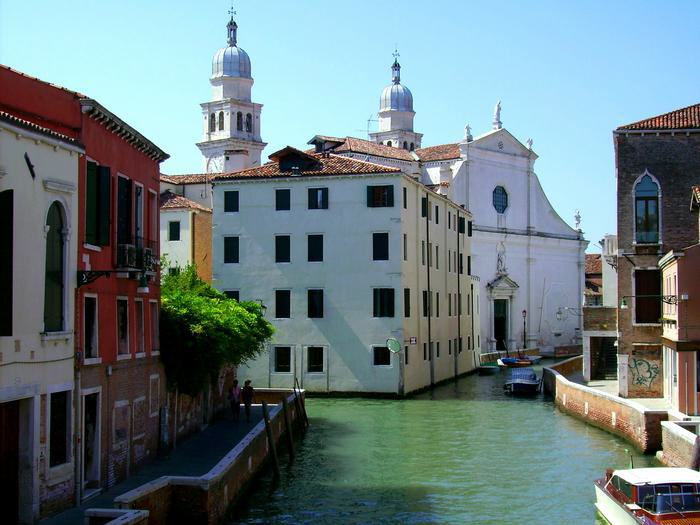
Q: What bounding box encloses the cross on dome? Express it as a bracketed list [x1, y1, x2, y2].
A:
[391, 47, 401, 84]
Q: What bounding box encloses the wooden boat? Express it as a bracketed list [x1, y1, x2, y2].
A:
[594, 467, 700, 524]
[503, 367, 540, 395]
[497, 357, 532, 368]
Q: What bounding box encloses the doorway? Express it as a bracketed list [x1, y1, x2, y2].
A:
[82, 392, 100, 495]
[494, 299, 508, 351]
[0, 400, 19, 524]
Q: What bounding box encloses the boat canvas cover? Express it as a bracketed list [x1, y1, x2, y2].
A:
[507, 368, 538, 383]
[615, 468, 700, 485]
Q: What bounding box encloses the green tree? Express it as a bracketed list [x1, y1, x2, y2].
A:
[160, 265, 273, 396]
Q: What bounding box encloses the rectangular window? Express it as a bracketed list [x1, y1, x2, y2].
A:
[274, 346, 291, 373]
[224, 190, 239, 212]
[435, 245, 439, 269]
[436, 341, 440, 358]
[404, 288, 411, 317]
[86, 162, 111, 246]
[49, 391, 70, 467]
[423, 290, 429, 317]
[276, 289, 291, 318]
[224, 236, 239, 263]
[224, 290, 240, 301]
[459, 293, 462, 315]
[276, 189, 290, 211]
[405, 346, 409, 365]
[373, 288, 395, 317]
[403, 234, 407, 261]
[459, 253, 464, 274]
[373, 346, 391, 366]
[458, 216, 466, 234]
[117, 176, 132, 245]
[367, 185, 394, 207]
[434, 205, 439, 224]
[423, 343, 427, 360]
[422, 241, 426, 265]
[135, 300, 145, 355]
[308, 289, 324, 318]
[150, 301, 159, 352]
[0, 190, 11, 336]
[448, 293, 452, 316]
[467, 256, 471, 276]
[275, 235, 290, 263]
[308, 187, 329, 209]
[468, 220, 473, 237]
[459, 337, 463, 354]
[635, 196, 659, 243]
[428, 242, 432, 267]
[308, 234, 323, 262]
[436, 292, 440, 318]
[448, 212, 451, 229]
[421, 197, 428, 217]
[403, 187, 407, 209]
[449, 339, 452, 355]
[307, 346, 324, 373]
[84, 295, 98, 359]
[448, 250, 451, 272]
[117, 298, 129, 355]
[373, 232, 389, 261]
[168, 221, 180, 241]
[635, 269, 661, 323]
[468, 335, 472, 350]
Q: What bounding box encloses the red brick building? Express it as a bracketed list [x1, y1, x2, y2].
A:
[0, 65, 169, 510]
[614, 104, 700, 398]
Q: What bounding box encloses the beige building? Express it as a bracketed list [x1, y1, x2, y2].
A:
[0, 112, 83, 522]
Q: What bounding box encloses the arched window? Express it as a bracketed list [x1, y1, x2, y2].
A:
[410, 142, 415, 151]
[387, 141, 392, 147]
[403, 141, 408, 150]
[245, 113, 252, 132]
[209, 113, 216, 132]
[492, 186, 508, 214]
[44, 202, 65, 332]
[236, 112, 243, 131]
[635, 174, 660, 243]
[218, 111, 224, 131]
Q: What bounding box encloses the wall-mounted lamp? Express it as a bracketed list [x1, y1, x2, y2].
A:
[619, 294, 686, 309]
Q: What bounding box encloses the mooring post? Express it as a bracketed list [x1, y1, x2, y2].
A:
[262, 401, 281, 479]
[294, 377, 309, 428]
[281, 396, 295, 459]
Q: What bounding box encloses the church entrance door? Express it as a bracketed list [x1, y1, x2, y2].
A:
[494, 299, 508, 351]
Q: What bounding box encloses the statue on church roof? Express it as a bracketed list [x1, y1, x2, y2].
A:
[493, 101, 502, 130]
[464, 124, 473, 142]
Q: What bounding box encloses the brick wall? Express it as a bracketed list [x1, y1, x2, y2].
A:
[658, 421, 699, 468]
[615, 130, 700, 397]
[544, 357, 668, 452]
[583, 307, 617, 331]
[193, 211, 212, 283]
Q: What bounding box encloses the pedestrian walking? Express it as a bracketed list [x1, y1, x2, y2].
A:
[228, 379, 241, 421]
[241, 379, 255, 423]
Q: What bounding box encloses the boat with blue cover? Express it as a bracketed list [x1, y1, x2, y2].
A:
[503, 367, 540, 395]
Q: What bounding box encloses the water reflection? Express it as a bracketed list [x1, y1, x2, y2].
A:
[231, 363, 654, 524]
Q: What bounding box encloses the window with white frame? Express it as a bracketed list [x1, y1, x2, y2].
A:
[149, 301, 159, 352]
[635, 174, 660, 244]
[84, 295, 98, 359]
[117, 298, 129, 355]
[135, 300, 145, 355]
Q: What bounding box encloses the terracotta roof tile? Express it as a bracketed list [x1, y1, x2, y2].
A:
[159, 190, 211, 212]
[160, 173, 214, 185]
[618, 103, 700, 131]
[212, 150, 400, 181]
[585, 254, 602, 274]
[0, 110, 83, 148]
[415, 143, 461, 162]
[332, 136, 415, 161]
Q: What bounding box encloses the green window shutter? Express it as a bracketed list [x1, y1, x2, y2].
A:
[85, 162, 98, 245]
[321, 188, 328, 209]
[44, 202, 64, 332]
[386, 186, 394, 207]
[367, 186, 374, 207]
[98, 166, 111, 246]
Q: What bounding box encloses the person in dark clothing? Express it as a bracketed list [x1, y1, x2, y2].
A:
[241, 380, 255, 422]
[228, 379, 241, 420]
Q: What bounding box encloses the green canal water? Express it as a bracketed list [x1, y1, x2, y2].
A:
[232, 365, 655, 524]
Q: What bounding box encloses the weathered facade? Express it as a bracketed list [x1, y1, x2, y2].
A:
[614, 104, 700, 398]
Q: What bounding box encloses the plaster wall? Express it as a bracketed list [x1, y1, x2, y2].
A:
[160, 209, 192, 270]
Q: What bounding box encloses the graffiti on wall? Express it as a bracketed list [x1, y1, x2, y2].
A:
[629, 358, 660, 389]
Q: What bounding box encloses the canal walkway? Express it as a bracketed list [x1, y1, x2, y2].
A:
[40, 408, 263, 525]
[568, 371, 673, 411]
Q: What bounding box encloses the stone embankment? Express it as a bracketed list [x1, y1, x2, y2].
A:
[543, 356, 667, 453]
[82, 388, 306, 525]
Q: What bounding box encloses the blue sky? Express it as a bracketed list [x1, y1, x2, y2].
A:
[2, 0, 699, 252]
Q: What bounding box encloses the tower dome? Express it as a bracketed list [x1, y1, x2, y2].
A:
[212, 17, 251, 79]
[379, 58, 413, 112]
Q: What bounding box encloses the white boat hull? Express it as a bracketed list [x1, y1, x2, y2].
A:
[594, 485, 641, 525]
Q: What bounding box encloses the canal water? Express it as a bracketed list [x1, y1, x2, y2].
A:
[232, 364, 655, 524]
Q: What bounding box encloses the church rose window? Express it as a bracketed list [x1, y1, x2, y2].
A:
[493, 186, 508, 213]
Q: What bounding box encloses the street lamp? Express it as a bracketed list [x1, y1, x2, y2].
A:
[522, 309, 527, 350]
